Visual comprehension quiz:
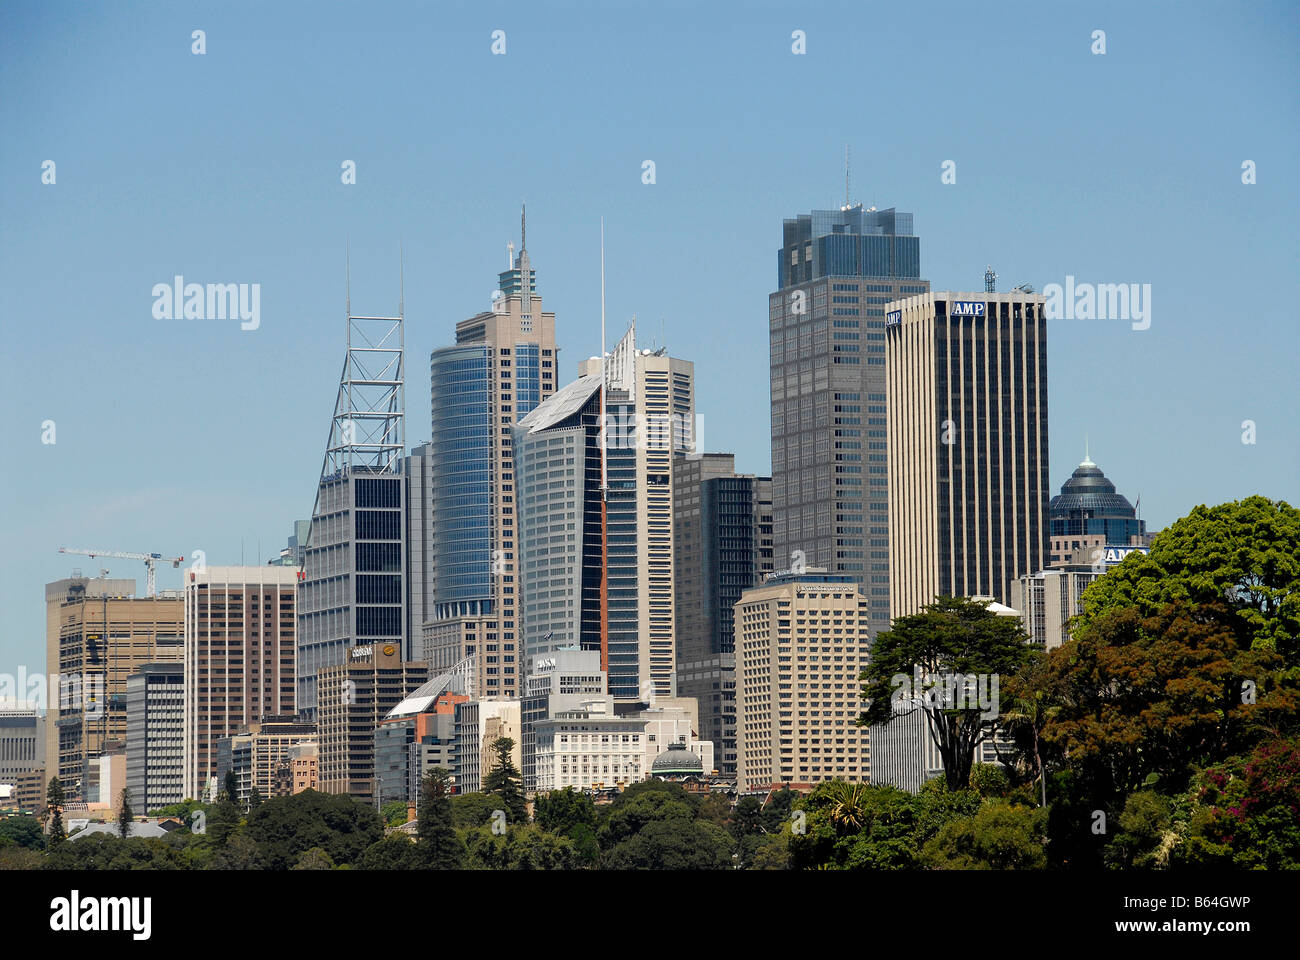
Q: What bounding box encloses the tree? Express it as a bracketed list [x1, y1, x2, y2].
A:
[247, 786, 264, 811]
[45, 776, 65, 845]
[416, 769, 466, 869]
[859, 596, 1036, 790]
[788, 781, 919, 870]
[1079, 497, 1300, 663]
[291, 846, 336, 870]
[1177, 737, 1300, 870]
[0, 816, 45, 851]
[380, 799, 410, 827]
[920, 801, 1048, 870]
[729, 796, 764, 840]
[534, 788, 597, 836]
[357, 833, 419, 870]
[602, 819, 733, 870]
[481, 737, 526, 826]
[597, 782, 697, 849]
[208, 833, 265, 870]
[450, 792, 502, 830]
[997, 656, 1059, 806]
[464, 824, 579, 870]
[243, 789, 383, 870]
[117, 788, 133, 839]
[222, 770, 239, 803]
[1039, 602, 1294, 805]
[761, 786, 800, 834]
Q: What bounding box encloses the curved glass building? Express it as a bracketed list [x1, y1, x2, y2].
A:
[1047, 453, 1147, 566]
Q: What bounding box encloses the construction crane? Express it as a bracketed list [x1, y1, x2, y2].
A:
[57, 547, 184, 597]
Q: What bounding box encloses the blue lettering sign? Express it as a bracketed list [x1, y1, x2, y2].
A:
[950, 301, 986, 317]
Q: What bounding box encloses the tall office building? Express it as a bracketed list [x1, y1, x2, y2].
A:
[673, 452, 773, 777]
[577, 321, 695, 702]
[514, 323, 695, 704]
[43, 575, 136, 791]
[183, 565, 298, 800]
[1047, 453, 1149, 567]
[769, 205, 929, 639]
[45, 576, 183, 800]
[298, 303, 406, 719]
[884, 291, 1050, 617]
[316, 643, 429, 803]
[125, 663, 183, 811]
[734, 570, 871, 794]
[425, 214, 558, 701]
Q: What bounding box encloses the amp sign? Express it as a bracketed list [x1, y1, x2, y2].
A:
[886, 310, 902, 327]
[950, 301, 985, 317]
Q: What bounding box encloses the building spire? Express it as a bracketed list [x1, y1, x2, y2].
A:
[521, 201, 527, 253]
[1081, 434, 1095, 468]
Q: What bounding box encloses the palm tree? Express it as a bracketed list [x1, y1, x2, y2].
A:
[824, 781, 870, 832]
[997, 669, 1057, 807]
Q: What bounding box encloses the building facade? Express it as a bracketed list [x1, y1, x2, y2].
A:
[884, 291, 1050, 618]
[315, 643, 429, 803]
[734, 571, 871, 794]
[673, 453, 773, 777]
[769, 205, 930, 641]
[520, 648, 607, 795]
[183, 565, 298, 800]
[125, 663, 183, 811]
[45, 576, 183, 800]
[425, 222, 558, 702]
[215, 716, 316, 805]
[453, 699, 521, 795]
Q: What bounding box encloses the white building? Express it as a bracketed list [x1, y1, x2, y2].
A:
[454, 699, 521, 793]
[533, 698, 645, 793]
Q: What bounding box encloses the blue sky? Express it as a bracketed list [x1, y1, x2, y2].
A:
[1, 0, 1297, 672]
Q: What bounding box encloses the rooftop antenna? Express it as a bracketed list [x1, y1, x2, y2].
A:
[984, 266, 997, 293]
[843, 144, 851, 209]
[345, 241, 351, 318]
[399, 241, 405, 318]
[599, 217, 609, 675]
[507, 240, 514, 269]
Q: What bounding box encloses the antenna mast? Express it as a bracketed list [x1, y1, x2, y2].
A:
[599, 218, 609, 674]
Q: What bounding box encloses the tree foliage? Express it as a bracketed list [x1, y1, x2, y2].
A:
[860, 596, 1036, 789]
[416, 769, 466, 869]
[243, 789, 381, 870]
[481, 737, 527, 826]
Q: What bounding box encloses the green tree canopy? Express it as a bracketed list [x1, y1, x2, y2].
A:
[243, 789, 382, 870]
[1080, 496, 1300, 662]
[859, 595, 1036, 789]
[920, 801, 1048, 870]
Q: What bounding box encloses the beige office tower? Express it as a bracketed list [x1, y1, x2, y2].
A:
[44, 576, 182, 800]
[316, 643, 429, 802]
[577, 319, 696, 702]
[884, 292, 1050, 618]
[183, 566, 298, 800]
[734, 571, 870, 794]
[425, 210, 558, 701]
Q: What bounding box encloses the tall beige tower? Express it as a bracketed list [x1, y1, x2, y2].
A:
[884, 291, 1050, 618]
[734, 570, 871, 794]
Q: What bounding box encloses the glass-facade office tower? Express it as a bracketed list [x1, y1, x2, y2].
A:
[884, 291, 1050, 616]
[768, 205, 929, 640]
[673, 452, 773, 777]
[1047, 455, 1148, 566]
[298, 308, 406, 722]
[425, 223, 558, 701]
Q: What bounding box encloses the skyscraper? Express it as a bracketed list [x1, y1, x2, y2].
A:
[45, 576, 183, 800]
[673, 452, 773, 777]
[884, 291, 1050, 616]
[298, 302, 406, 720]
[425, 213, 557, 701]
[125, 662, 183, 811]
[183, 565, 298, 800]
[577, 321, 695, 702]
[769, 205, 929, 639]
[734, 570, 871, 794]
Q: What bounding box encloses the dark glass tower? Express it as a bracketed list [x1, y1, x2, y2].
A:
[769, 205, 928, 638]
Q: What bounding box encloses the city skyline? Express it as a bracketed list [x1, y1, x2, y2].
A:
[3, 0, 1297, 673]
